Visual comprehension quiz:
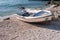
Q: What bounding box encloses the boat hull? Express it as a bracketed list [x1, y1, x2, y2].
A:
[17, 15, 53, 23]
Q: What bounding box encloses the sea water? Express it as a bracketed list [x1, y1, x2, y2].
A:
[0, 0, 48, 17]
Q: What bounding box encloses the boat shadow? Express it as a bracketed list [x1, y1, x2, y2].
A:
[27, 21, 60, 30]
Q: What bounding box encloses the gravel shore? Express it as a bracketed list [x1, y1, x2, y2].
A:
[0, 6, 60, 40]
[0, 17, 60, 40]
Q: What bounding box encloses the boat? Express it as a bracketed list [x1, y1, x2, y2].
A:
[17, 9, 53, 23]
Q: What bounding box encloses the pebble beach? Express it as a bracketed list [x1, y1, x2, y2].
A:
[0, 5, 60, 40]
[0, 14, 60, 40]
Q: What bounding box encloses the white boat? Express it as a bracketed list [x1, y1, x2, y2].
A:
[17, 9, 53, 23]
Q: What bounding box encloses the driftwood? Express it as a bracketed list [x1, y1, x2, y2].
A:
[4, 18, 10, 20]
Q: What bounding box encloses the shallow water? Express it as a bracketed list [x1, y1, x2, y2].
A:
[0, 0, 48, 16]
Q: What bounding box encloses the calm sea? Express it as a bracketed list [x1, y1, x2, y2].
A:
[0, 0, 48, 16]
